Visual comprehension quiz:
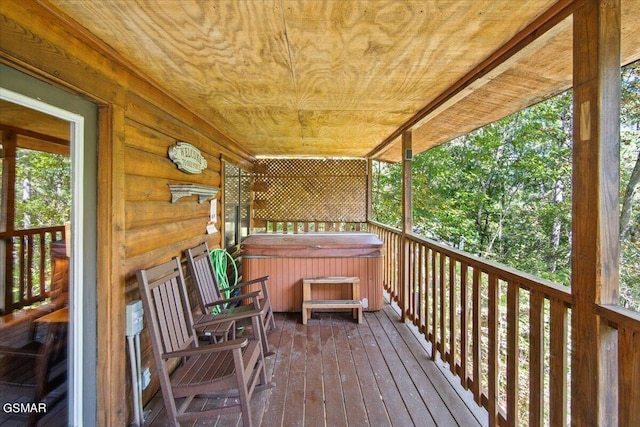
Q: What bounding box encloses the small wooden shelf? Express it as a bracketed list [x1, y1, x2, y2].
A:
[168, 184, 219, 203]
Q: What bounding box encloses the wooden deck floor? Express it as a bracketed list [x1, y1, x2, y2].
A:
[144, 302, 487, 426]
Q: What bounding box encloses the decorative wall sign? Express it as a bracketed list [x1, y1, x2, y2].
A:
[168, 141, 207, 174]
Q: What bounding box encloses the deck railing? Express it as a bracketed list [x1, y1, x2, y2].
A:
[253, 220, 367, 234]
[368, 220, 640, 426]
[1, 225, 65, 312]
[593, 304, 640, 426]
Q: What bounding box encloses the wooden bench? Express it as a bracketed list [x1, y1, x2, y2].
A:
[302, 276, 363, 324]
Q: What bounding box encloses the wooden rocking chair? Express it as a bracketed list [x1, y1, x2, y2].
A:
[136, 257, 273, 426]
[185, 243, 275, 354]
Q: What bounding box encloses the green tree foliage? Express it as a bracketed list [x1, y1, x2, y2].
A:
[373, 61, 639, 309]
[371, 160, 402, 228]
[409, 92, 573, 284]
[14, 148, 71, 230]
[620, 61, 640, 310]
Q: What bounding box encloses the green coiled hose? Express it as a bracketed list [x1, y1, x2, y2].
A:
[209, 248, 238, 301]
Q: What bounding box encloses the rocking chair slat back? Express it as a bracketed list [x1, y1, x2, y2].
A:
[141, 259, 196, 355]
[188, 248, 223, 311]
[136, 256, 273, 426]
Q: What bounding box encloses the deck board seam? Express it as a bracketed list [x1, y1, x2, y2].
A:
[375, 306, 466, 426]
[325, 315, 350, 426]
[345, 312, 395, 426]
[368, 310, 438, 426]
[381, 303, 487, 426]
[354, 312, 416, 427]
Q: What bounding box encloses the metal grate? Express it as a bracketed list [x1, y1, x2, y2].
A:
[254, 159, 367, 222]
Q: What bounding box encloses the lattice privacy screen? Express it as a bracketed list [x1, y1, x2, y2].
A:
[253, 159, 367, 222]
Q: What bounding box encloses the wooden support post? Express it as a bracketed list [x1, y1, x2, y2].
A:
[97, 105, 127, 426]
[367, 158, 373, 222]
[1, 131, 17, 312]
[571, 0, 621, 425]
[401, 130, 412, 321]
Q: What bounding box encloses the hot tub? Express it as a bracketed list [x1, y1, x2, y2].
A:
[241, 233, 383, 312]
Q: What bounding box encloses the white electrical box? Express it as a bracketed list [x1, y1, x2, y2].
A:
[126, 300, 144, 336]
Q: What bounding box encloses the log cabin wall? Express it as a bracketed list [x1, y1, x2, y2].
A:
[0, 1, 254, 425]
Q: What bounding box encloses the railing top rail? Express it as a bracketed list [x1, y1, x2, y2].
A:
[367, 220, 400, 234]
[596, 304, 640, 332]
[367, 220, 572, 305]
[0, 225, 65, 239]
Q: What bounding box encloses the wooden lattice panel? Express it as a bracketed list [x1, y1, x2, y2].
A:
[254, 159, 367, 222]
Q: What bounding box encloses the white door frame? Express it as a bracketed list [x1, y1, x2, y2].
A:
[0, 87, 85, 425]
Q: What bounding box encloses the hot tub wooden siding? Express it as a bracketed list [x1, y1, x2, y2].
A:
[241, 233, 383, 312]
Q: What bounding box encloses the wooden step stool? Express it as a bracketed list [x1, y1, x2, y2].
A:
[302, 276, 363, 324]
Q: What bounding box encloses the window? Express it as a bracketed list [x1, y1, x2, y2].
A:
[224, 162, 250, 248]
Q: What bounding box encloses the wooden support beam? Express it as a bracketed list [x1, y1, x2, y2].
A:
[96, 104, 127, 426]
[571, 0, 621, 425]
[366, 158, 373, 222]
[400, 130, 412, 321]
[402, 130, 413, 234]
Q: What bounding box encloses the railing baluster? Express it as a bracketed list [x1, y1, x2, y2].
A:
[423, 246, 430, 338]
[439, 253, 445, 359]
[391, 232, 397, 300]
[417, 243, 424, 333]
[506, 281, 519, 427]
[394, 231, 398, 300]
[383, 229, 389, 294]
[27, 234, 35, 302]
[39, 231, 46, 295]
[431, 249, 438, 360]
[412, 241, 418, 325]
[472, 267, 481, 405]
[460, 261, 469, 387]
[409, 240, 416, 324]
[619, 326, 640, 426]
[4, 239, 14, 310]
[529, 290, 544, 427]
[449, 257, 456, 376]
[19, 235, 27, 306]
[488, 273, 499, 426]
[549, 297, 567, 426]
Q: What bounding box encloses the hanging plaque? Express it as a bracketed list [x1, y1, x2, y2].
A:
[168, 141, 207, 174]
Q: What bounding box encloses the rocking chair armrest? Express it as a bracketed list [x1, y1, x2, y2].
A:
[162, 338, 248, 359]
[222, 276, 269, 292]
[204, 291, 261, 307]
[195, 306, 266, 326]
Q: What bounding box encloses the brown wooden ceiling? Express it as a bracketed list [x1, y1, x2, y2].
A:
[47, 0, 640, 162]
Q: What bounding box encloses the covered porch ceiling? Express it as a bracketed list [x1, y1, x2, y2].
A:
[47, 0, 640, 163]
